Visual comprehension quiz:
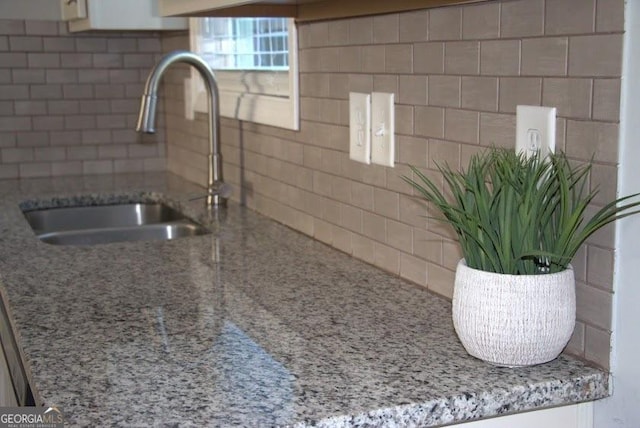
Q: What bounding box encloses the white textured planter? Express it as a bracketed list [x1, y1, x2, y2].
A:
[452, 259, 576, 367]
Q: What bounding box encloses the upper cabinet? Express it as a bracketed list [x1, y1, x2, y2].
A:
[158, 0, 484, 22]
[61, 0, 187, 32]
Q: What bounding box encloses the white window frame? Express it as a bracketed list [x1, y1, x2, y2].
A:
[186, 17, 299, 131]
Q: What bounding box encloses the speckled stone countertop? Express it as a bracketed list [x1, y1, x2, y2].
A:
[0, 172, 607, 426]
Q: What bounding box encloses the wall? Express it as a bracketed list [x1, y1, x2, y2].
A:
[0, 19, 166, 178]
[162, 0, 623, 369]
[594, 1, 640, 426]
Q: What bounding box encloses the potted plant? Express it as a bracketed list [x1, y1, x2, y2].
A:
[403, 148, 640, 366]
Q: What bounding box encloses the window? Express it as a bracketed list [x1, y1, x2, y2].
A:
[187, 17, 299, 130]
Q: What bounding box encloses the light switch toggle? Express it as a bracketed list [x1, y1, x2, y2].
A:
[349, 92, 371, 164]
[516, 105, 556, 159]
[371, 92, 395, 167]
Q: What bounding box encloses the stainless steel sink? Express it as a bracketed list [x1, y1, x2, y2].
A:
[23, 203, 209, 246]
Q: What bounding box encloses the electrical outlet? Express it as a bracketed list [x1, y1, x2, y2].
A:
[516, 105, 556, 158]
[371, 92, 395, 167]
[349, 92, 371, 164]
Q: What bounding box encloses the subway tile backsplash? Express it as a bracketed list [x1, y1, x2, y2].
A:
[0, 19, 167, 178]
[162, 0, 624, 370]
[0, 0, 624, 371]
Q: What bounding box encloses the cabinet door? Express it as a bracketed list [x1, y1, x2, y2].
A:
[62, 0, 187, 32]
[60, 0, 87, 20]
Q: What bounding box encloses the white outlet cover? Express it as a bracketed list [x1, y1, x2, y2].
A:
[371, 92, 395, 167]
[516, 105, 556, 158]
[349, 92, 371, 164]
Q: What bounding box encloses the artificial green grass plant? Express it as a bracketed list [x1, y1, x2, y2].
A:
[403, 148, 640, 275]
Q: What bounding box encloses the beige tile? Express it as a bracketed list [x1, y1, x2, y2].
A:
[521, 38, 568, 76]
[542, 78, 592, 119]
[590, 162, 617, 206]
[301, 74, 330, 98]
[313, 170, 333, 197]
[338, 46, 362, 73]
[349, 74, 374, 93]
[0, 164, 17, 179]
[351, 181, 374, 210]
[576, 282, 612, 330]
[444, 109, 479, 145]
[373, 75, 398, 95]
[400, 253, 428, 285]
[373, 13, 399, 44]
[51, 161, 82, 176]
[396, 105, 414, 135]
[331, 175, 351, 203]
[399, 75, 427, 106]
[322, 197, 341, 224]
[374, 242, 401, 274]
[399, 194, 428, 228]
[363, 211, 387, 242]
[444, 41, 479, 75]
[429, 6, 462, 41]
[592, 79, 621, 121]
[352, 233, 375, 264]
[82, 160, 113, 175]
[479, 113, 516, 149]
[387, 219, 413, 251]
[340, 203, 363, 233]
[374, 187, 400, 219]
[462, 2, 499, 39]
[587, 246, 614, 290]
[361, 45, 385, 73]
[20, 162, 51, 178]
[327, 20, 349, 46]
[332, 225, 353, 254]
[585, 204, 615, 248]
[349, 16, 373, 45]
[427, 263, 455, 298]
[428, 75, 460, 108]
[585, 325, 611, 369]
[442, 240, 463, 270]
[557, 117, 570, 152]
[399, 135, 428, 167]
[414, 228, 443, 263]
[399, 10, 429, 42]
[387, 163, 412, 193]
[329, 73, 349, 99]
[415, 106, 445, 139]
[480, 40, 520, 76]
[566, 120, 618, 163]
[596, 0, 624, 32]
[501, 0, 544, 38]
[498, 77, 542, 113]
[428, 139, 461, 169]
[461, 76, 498, 111]
[569, 35, 623, 77]
[565, 321, 586, 357]
[460, 144, 485, 168]
[414, 42, 444, 74]
[308, 21, 329, 47]
[545, 0, 595, 35]
[385, 44, 413, 74]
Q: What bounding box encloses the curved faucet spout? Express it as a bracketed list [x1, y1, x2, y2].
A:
[136, 50, 226, 208]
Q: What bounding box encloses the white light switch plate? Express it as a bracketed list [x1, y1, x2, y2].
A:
[371, 92, 395, 167]
[516, 105, 556, 158]
[349, 92, 371, 164]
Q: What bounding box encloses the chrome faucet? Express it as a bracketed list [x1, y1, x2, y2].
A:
[136, 50, 230, 208]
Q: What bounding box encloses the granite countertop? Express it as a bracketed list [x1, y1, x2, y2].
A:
[0, 172, 607, 426]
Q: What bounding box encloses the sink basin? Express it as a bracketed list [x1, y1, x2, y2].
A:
[23, 203, 209, 246]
